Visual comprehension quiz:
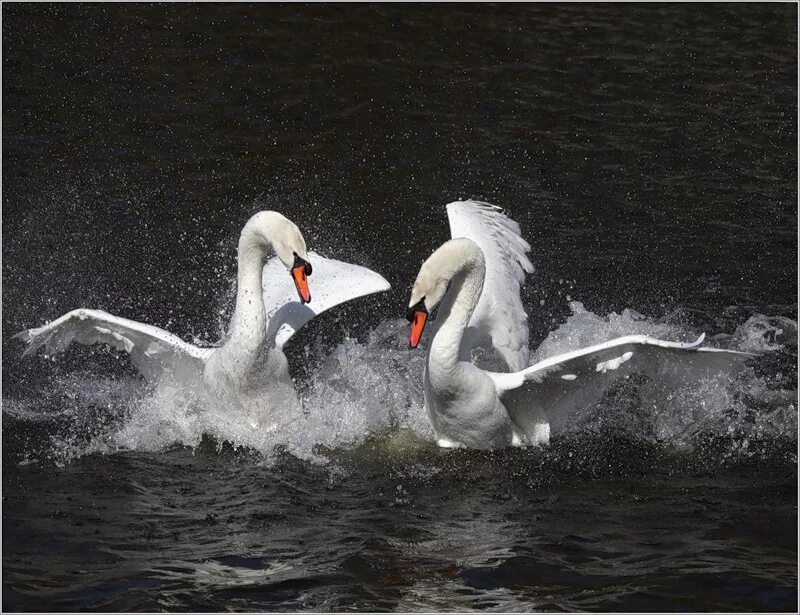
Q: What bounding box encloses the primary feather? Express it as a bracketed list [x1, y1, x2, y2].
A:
[446, 200, 533, 371]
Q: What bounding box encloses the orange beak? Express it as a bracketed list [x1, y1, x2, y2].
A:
[407, 300, 428, 348]
[291, 254, 312, 304]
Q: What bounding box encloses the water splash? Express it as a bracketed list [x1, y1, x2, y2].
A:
[531, 302, 797, 452]
[4, 303, 796, 465]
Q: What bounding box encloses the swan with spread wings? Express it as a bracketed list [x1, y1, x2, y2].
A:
[15, 210, 390, 428]
[406, 200, 751, 448]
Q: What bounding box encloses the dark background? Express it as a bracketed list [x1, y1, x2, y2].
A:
[3, 4, 796, 356]
[2, 4, 797, 612]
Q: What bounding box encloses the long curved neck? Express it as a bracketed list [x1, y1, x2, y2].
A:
[429, 253, 485, 376]
[226, 231, 270, 352]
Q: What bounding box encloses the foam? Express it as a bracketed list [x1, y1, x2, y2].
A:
[5, 302, 796, 465]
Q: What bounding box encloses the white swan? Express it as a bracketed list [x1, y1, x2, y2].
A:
[15, 210, 390, 428]
[406, 200, 752, 449]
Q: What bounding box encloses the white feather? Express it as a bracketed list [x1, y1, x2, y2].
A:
[262, 251, 390, 349]
[446, 200, 533, 371]
[15, 212, 391, 430]
[413, 201, 754, 449]
[488, 333, 755, 443]
[13, 309, 211, 383]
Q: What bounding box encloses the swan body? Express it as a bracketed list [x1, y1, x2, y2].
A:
[408, 200, 753, 449]
[15, 211, 390, 429]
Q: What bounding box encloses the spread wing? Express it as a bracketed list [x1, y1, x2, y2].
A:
[446, 200, 534, 371]
[487, 334, 755, 443]
[262, 251, 391, 349]
[13, 309, 212, 382]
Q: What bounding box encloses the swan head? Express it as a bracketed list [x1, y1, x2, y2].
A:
[406, 237, 481, 348]
[243, 211, 313, 303]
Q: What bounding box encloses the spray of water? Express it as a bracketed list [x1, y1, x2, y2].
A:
[4, 302, 796, 466]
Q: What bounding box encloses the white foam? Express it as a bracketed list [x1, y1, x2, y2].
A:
[8, 302, 797, 464]
[531, 302, 797, 447]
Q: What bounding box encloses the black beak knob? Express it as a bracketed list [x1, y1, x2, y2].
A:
[406, 298, 427, 322]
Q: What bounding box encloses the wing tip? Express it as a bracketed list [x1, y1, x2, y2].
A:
[691, 331, 759, 356]
[357, 272, 391, 294]
[357, 280, 391, 298]
[12, 329, 43, 357]
[697, 346, 760, 358]
[374, 273, 392, 292]
[14, 330, 44, 358]
[12, 329, 31, 342]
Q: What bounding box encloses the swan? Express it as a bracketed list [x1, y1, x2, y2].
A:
[406, 200, 752, 449]
[15, 210, 390, 428]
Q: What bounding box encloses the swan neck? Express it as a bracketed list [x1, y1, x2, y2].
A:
[449, 259, 484, 329]
[430, 254, 485, 369]
[228, 231, 270, 345]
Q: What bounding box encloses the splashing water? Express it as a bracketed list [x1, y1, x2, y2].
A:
[4, 302, 796, 466]
[533, 303, 797, 448]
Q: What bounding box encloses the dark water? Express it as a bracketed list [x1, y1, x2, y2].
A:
[3, 4, 797, 612]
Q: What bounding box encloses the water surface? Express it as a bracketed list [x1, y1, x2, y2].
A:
[3, 4, 797, 612]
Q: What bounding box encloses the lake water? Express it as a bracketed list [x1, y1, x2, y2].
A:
[3, 4, 797, 612]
